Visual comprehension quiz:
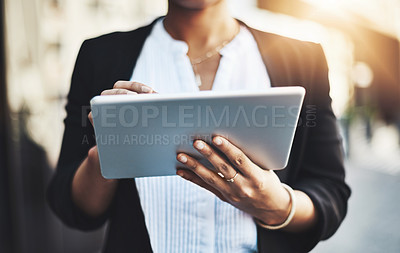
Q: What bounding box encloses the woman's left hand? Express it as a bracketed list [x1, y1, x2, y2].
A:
[176, 136, 292, 226]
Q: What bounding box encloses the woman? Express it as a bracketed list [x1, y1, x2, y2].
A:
[47, 0, 351, 252]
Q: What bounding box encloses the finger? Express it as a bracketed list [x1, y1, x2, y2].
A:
[87, 146, 100, 166]
[113, 81, 157, 94]
[88, 112, 93, 126]
[176, 153, 228, 192]
[212, 136, 256, 176]
[100, 89, 137, 95]
[176, 169, 227, 202]
[193, 140, 238, 180]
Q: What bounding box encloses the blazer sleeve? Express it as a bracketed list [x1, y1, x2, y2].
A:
[293, 44, 351, 248]
[47, 40, 110, 231]
[257, 43, 351, 253]
[292, 45, 350, 251]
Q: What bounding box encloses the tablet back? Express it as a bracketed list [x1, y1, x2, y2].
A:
[91, 87, 305, 178]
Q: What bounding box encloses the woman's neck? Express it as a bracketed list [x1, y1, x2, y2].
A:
[164, 1, 238, 59]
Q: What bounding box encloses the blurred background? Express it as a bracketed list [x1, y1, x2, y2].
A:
[1, 0, 399, 252]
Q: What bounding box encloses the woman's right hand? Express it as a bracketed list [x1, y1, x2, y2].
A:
[88, 80, 156, 164]
[87, 80, 156, 163]
[101, 80, 157, 95]
[73, 81, 156, 218]
[88, 81, 157, 124]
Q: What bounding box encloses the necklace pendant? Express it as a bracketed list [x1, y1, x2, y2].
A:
[195, 73, 202, 87]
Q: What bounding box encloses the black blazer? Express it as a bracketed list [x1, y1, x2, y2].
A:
[47, 19, 351, 253]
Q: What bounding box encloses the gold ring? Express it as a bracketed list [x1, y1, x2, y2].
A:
[225, 172, 238, 183]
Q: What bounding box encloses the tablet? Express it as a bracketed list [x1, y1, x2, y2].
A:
[90, 87, 305, 179]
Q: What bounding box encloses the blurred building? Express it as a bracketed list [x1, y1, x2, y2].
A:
[4, 1, 166, 252]
[5, 0, 167, 165]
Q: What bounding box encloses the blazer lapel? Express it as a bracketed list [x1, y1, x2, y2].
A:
[246, 27, 293, 87]
[110, 19, 160, 85]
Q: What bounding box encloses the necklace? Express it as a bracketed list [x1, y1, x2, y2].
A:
[190, 40, 229, 65]
[189, 27, 240, 87]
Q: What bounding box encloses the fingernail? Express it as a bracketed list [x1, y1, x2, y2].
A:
[213, 137, 223, 146]
[177, 170, 184, 177]
[194, 141, 205, 150]
[127, 91, 137, 95]
[178, 155, 187, 163]
[141, 86, 152, 93]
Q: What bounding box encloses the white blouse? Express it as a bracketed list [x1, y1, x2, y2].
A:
[132, 19, 271, 253]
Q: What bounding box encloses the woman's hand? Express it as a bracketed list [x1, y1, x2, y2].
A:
[100, 80, 157, 95]
[88, 81, 157, 123]
[73, 81, 157, 218]
[87, 80, 156, 169]
[176, 136, 317, 231]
